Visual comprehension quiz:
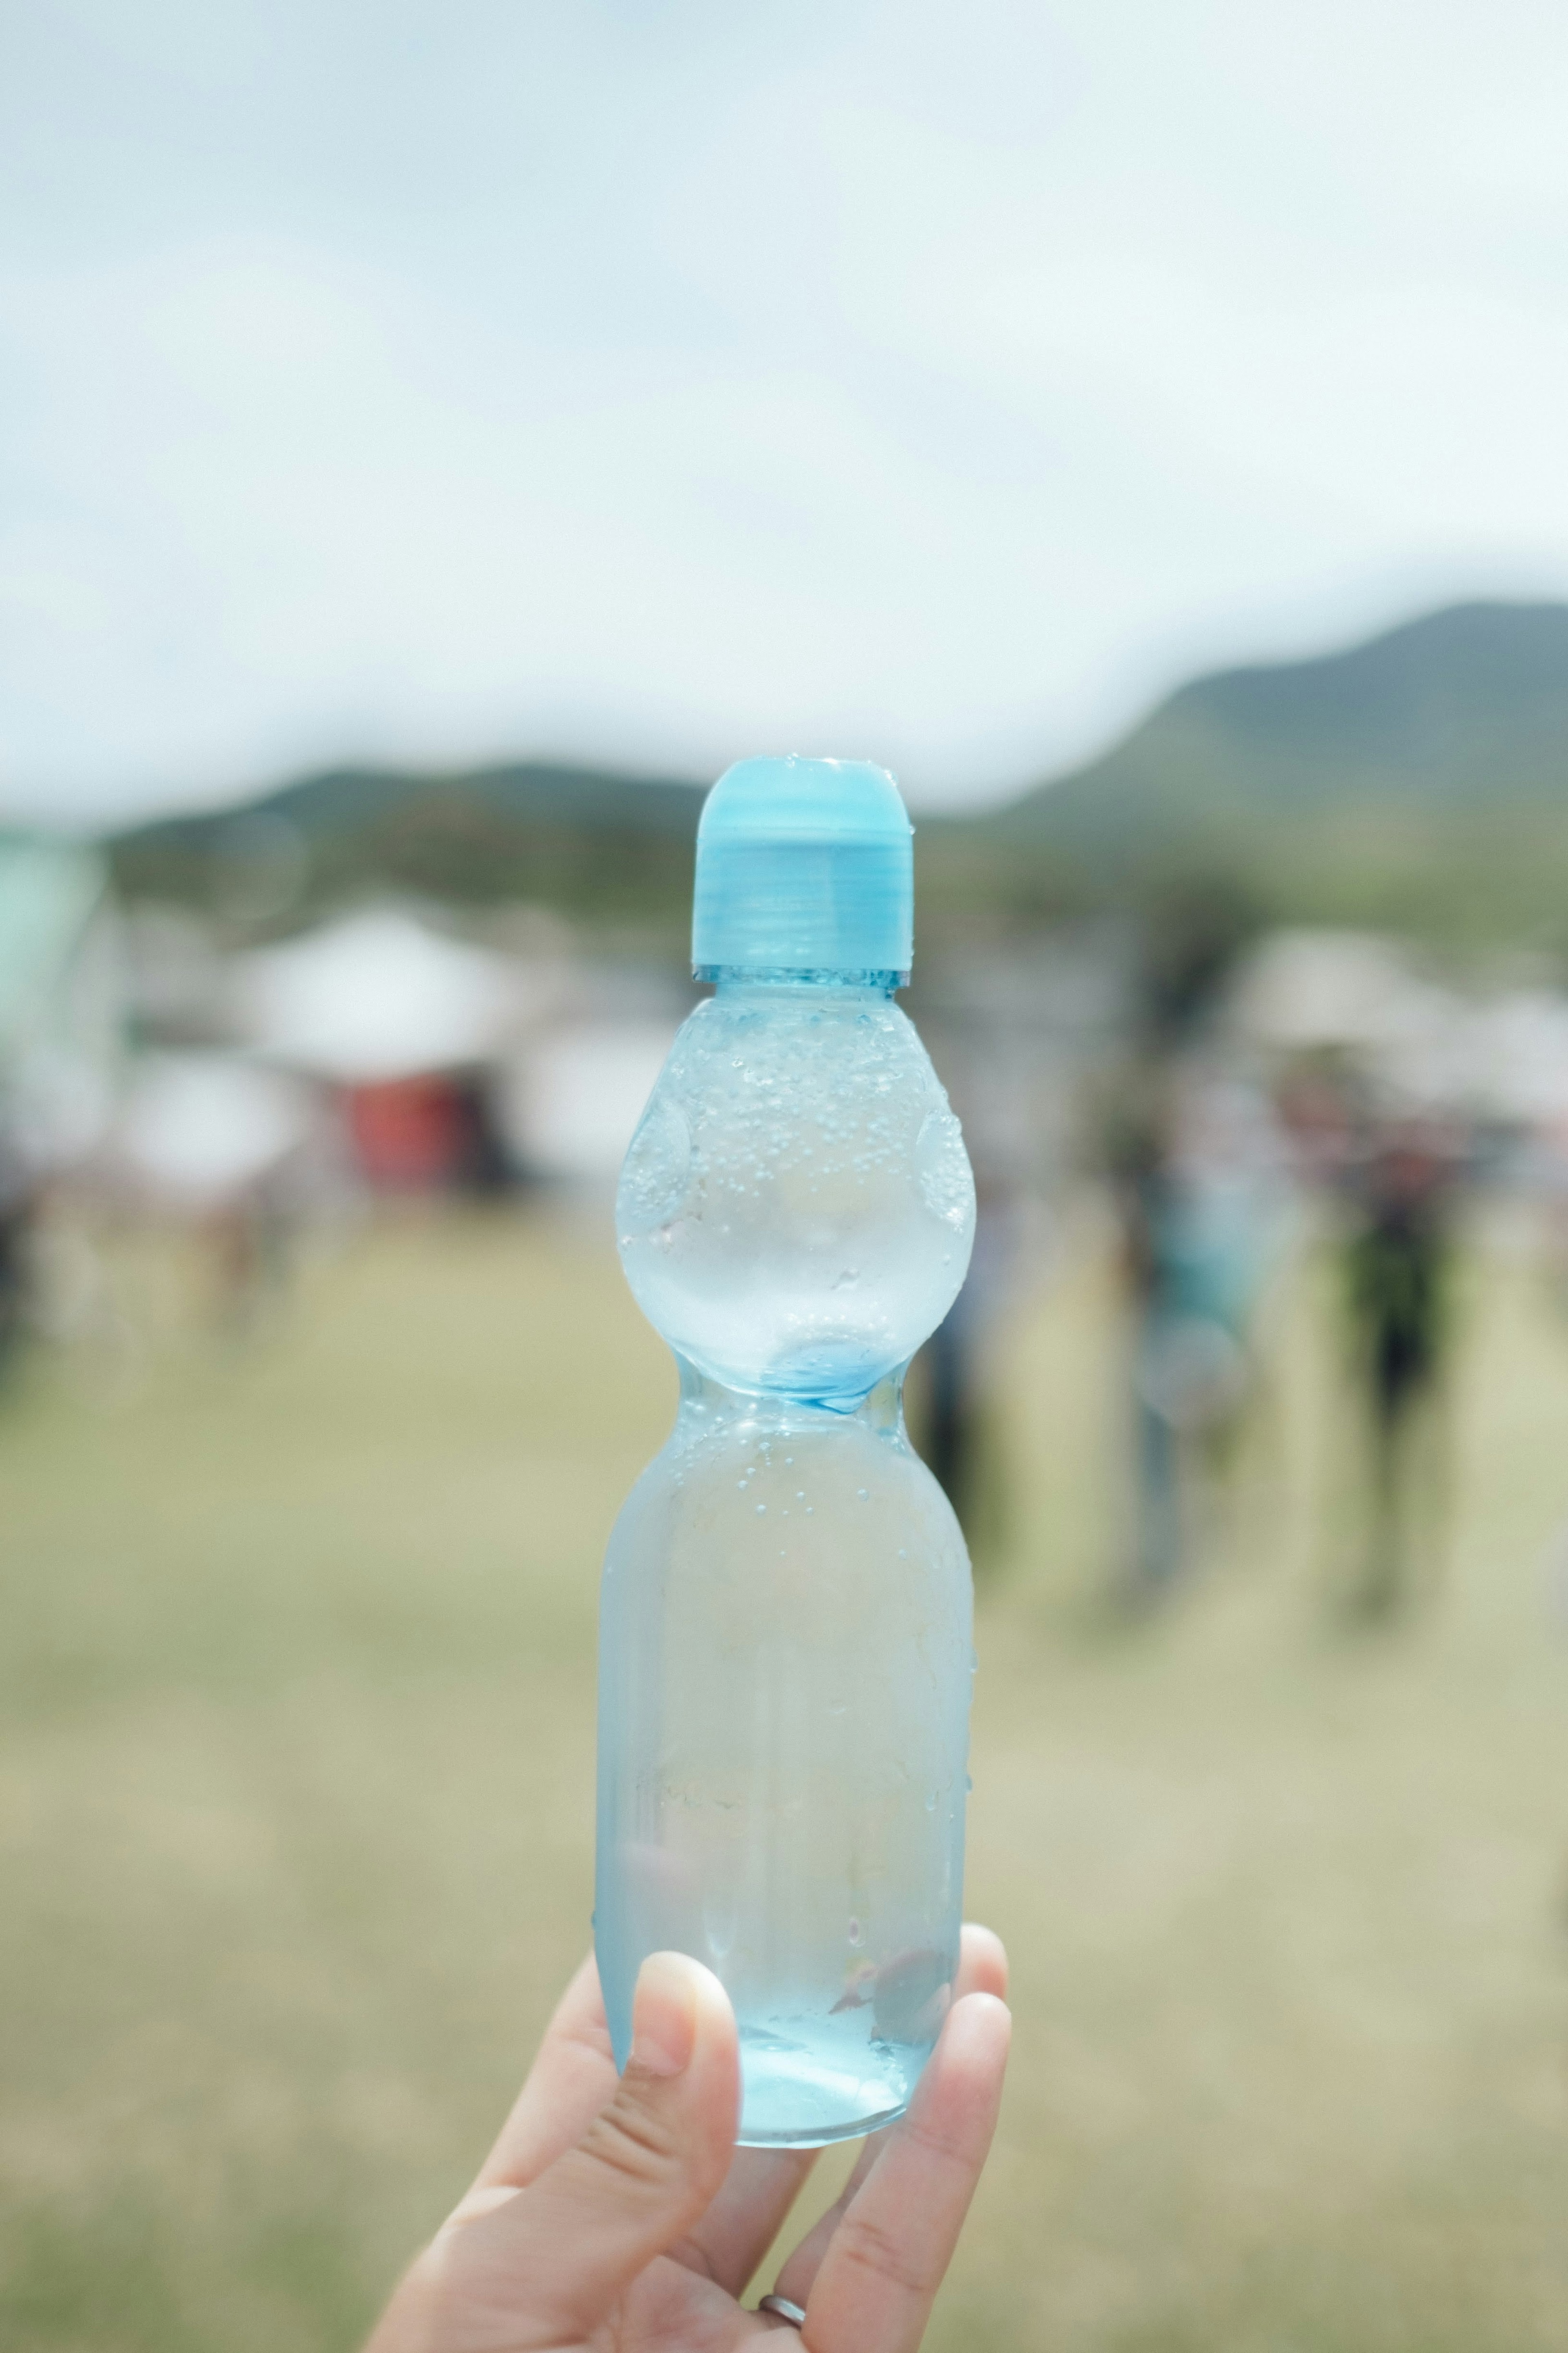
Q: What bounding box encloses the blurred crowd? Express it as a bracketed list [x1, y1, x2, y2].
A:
[918, 912, 1568, 1624]
[9, 828, 1568, 1627]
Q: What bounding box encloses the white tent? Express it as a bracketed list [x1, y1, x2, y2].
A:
[495, 1019, 679, 1183]
[236, 908, 532, 1085]
[1228, 930, 1568, 1125]
[1454, 993, 1568, 1125]
[114, 1054, 315, 1211]
[1226, 930, 1452, 1058]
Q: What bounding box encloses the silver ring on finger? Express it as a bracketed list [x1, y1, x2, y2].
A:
[757, 2293, 807, 2329]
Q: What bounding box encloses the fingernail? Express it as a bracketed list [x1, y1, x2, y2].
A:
[629, 1951, 700, 2078]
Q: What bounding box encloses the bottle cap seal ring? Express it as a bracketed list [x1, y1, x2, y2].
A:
[692, 755, 913, 981]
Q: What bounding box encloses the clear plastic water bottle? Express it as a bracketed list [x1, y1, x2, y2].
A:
[596, 755, 977, 2147]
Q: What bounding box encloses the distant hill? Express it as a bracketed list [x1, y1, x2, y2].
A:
[109, 760, 708, 930]
[250, 761, 707, 840]
[105, 601, 1568, 949]
[993, 602, 1568, 846]
[949, 600, 1568, 947]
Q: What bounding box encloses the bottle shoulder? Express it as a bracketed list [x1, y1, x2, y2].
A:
[601, 1389, 971, 1604]
[662, 990, 941, 1097]
[622, 991, 963, 1198]
[616, 991, 976, 1402]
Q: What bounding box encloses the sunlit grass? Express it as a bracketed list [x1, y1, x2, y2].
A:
[3, 1205, 1568, 2349]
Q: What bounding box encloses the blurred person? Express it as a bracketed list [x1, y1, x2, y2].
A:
[453, 1073, 518, 1196]
[919, 1177, 1029, 1568]
[19, 1202, 145, 1403]
[1534, 1111, 1568, 1321]
[365, 1929, 1010, 2352]
[1273, 1057, 1361, 1193]
[0, 1135, 38, 1384]
[1110, 1064, 1285, 1600]
[198, 1180, 294, 1341]
[1341, 1122, 1458, 1620]
[1097, 883, 1281, 1600]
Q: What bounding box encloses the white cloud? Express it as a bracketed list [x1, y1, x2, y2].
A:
[2, 0, 1568, 823]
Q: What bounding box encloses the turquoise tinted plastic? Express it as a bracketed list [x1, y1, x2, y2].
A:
[595, 1356, 974, 2146]
[692, 755, 913, 980]
[597, 765, 976, 2146]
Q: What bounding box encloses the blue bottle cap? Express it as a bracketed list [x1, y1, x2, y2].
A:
[691, 755, 914, 981]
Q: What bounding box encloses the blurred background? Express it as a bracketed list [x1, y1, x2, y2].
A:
[8, 4, 1568, 2346]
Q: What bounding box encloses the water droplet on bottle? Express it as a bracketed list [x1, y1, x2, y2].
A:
[856, 1488, 869, 1501]
[848, 1916, 863, 1946]
[756, 1503, 766, 1515]
[925, 1791, 938, 1812]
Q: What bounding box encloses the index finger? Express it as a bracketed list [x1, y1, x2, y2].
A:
[468, 1952, 620, 2195]
[767, 1921, 1009, 2299]
[773, 1987, 1011, 2353]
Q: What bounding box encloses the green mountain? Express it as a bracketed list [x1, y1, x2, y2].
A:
[105, 601, 1568, 948]
[109, 760, 708, 930]
[996, 601, 1568, 842]
[959, 600, 1568, 945]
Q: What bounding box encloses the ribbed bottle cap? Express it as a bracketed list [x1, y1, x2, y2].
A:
[691, 755, 914, 980]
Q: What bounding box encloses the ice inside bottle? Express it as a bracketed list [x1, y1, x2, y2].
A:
[595, 755, 976, 2146]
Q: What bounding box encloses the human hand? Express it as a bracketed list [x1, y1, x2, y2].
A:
[365, 1925, 1010, 2352]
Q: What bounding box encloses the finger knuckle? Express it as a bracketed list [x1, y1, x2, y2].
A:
[835, 2210, 933, 2299]
[579, 2090, 680, 2190]
[899, 2111, 974, 2174]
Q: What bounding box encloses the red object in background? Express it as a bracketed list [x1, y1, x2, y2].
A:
[345, 1075, 471, 1191]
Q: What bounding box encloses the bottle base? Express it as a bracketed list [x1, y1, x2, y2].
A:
[734, 2014, 924, 2148]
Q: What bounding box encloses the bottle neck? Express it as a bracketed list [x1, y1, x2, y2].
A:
[700, 966, 902, 1001]
[675, 1352, 910, 1430]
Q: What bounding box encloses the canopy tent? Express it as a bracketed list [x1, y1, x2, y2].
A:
[236, 908, 532, 1085]
[114, 1054, 316, 1211]
[493, 1019, 679, 1184]
[1225, 930, 1454, 1059]
[1228, 928, 1568, 1124]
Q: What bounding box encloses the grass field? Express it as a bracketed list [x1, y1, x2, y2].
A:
[5, 1204, 1568, 2350]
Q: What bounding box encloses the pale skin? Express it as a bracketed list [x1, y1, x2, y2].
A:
[366, 1925, 1011, 2353]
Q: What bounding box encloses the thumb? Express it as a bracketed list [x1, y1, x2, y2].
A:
[464, 1952, 739, 2338]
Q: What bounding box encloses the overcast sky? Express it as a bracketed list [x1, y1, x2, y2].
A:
[4, 0, 1568, 826]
